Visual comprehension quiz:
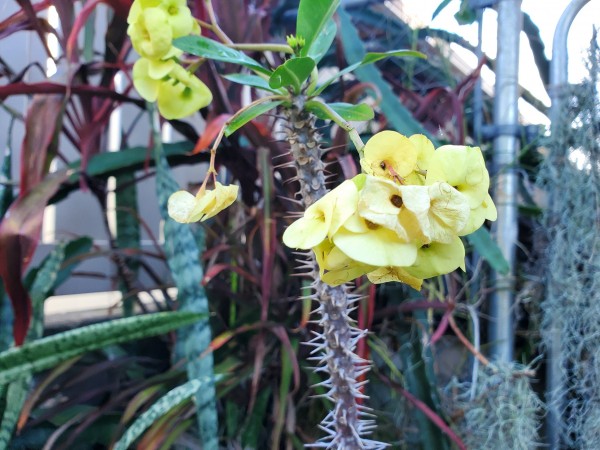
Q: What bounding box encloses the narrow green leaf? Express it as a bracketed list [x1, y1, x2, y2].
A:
[241, 387, 271, 448]
[297, 0, 340, 57]
[306, 18, 337, 64]
[268, 57, 315, 92]
[306, 101, 374, 122]
[315, 48, 426, 95]
[466, 227, 510, 274]
[53, 142, 194, 204]
[224, 101, 283, 137]
[432, 0, 453, 20]
[173, 36, 271, 76]
[223, 73, 281, 93]
[0, 311, 204, 385]
[113, 377, 219, 450]
[0, 376, 29, 448]
[361, 49, 426, 65]
[337, 8, 431, 139]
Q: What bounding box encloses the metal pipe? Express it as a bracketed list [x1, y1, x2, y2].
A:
[546, 1, 590, 448]
[549, 0, 590, 119]
[489, 0, 522, 363]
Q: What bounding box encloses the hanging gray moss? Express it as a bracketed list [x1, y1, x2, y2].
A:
[443, 362, 544, 449]
[537, 35, 600, 448]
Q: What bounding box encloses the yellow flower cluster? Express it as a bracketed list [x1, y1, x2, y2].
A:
[127, 0, 212, 119]
[283, 131, 497, 289]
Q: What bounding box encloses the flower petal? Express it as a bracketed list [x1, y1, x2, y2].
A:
[360, 130, 418, 180]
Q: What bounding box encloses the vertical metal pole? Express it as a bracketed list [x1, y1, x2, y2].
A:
[489, 0, 522, 363]
[546, 2, 590, 448]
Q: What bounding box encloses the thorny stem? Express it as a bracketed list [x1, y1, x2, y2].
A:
[283, 103, 384, 449]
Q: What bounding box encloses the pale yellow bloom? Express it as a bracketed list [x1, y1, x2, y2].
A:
[459, 193, 498, 236]
[132, 60, 211, 120]
[360, 131, 418, 181]
[128, 7, 173, 59]
[426, 182, 470, 243]
[404, 134, 435, 185]
[168, 182, 238, 223]
[313, 240, 374, 286]
[404, 236, 466, 279]
[366, 266, 423, 290]
[128, 0, 195, 38]
[283, 180, 358, 249]
[426, 145, 490, 208]
[357, 175, 430, 243]
[156, 65, 213, 119]
[332, 213, 418, 267]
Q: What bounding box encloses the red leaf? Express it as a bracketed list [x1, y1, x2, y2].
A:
[20, 95, 63, 194]
[66, 0, 131, 61]
[191, 114, 231, 155]
[0, 170, 71, 345]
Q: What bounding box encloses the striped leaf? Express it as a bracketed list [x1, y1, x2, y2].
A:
[113, 377, 218, 450]
[151, 108, 218, 449]
[0, 311, 203, 385]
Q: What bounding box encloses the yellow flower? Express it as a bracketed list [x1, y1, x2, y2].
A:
[332, 212, 418, 267]
[128, 0, 195, 39]
[426, 145, 490, 208]
[426, 182, 470, 243]
[168, 182, 238, 223]
[156, 65, 213, 119]
[404, 236, 466, 279]
[133, 60, 212, 119]
[313, 240, 373, 286]
[132, 58, 176, 101]
[283, 180, 358, 249]
[360, 131, 418, 181]
[404, 134, 435, 185]
[128, 7, 173, 59]
[459, 193, 498, 236]
[357, 175, 430, 243]
[366, 266, 423, 290]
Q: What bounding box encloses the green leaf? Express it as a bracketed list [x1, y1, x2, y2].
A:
[224, 101, 283, 137]
[466, 227, 510, 274]
[306, 18, 337, 64]
[306, 101, 374, 122]
[0, 311, 204, 385]
[361, 49, 426, 65]
[173, 36, 271, 76]
[315, 48, 426, 95]
[52, 141, 194, 205]
[297, 0, 340, 58]
[113, 377, 219, 450]
[223, 73, 281, 93]
[268, 57, 315, 92]
[455, 0, 477, 25]
[54, 237, 93, 288]
[0, 377, 29, 448]
[116, 172, 140, 316]
[432, 0, 453, 20]
[337, 8, 432, 139]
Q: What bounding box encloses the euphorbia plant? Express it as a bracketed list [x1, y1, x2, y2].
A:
[127, 0, 496, 446]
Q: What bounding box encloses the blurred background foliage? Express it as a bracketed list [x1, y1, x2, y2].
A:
[0, 0, 577, 448]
